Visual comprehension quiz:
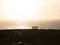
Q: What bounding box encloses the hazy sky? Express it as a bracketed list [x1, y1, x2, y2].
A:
[0, 0, 60, 29]
[0, 0, 60, 21]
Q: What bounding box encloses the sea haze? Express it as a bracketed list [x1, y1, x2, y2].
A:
[0, 20, 60, 29]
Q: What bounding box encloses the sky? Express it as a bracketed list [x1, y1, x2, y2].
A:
[0, 0, 60, 29]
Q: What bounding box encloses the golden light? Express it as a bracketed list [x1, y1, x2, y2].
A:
[15, 25, 30, 29]
[0, 0, 60, 29]
[0, 0, 60, 20]
[0, 0, 46, 21]
[1, 0, 34, 21]
[6, 24, 31, 29]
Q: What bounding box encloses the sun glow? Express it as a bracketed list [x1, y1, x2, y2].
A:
[7, 24, 31, 29]
[0, 0, 60, 29]
[15, 25, 30, 29]
[0, 0, 60, 21]
[1, 0, 34, 21]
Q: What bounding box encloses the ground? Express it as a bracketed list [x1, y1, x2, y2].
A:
[0, 29, 60, 45]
